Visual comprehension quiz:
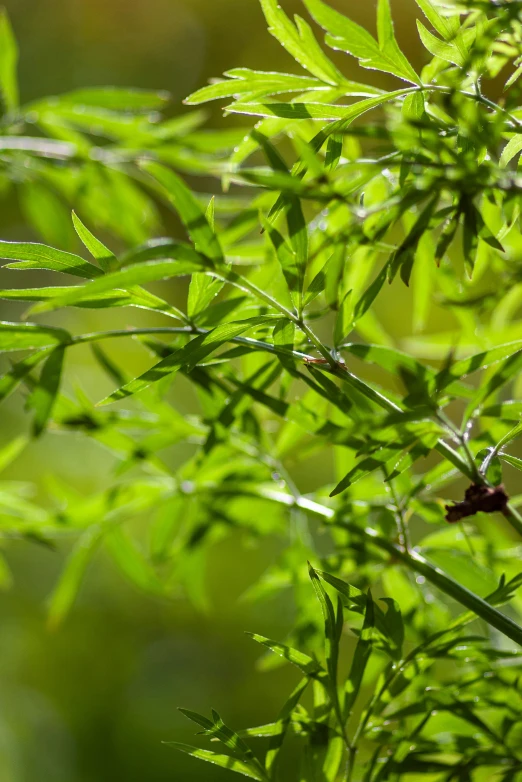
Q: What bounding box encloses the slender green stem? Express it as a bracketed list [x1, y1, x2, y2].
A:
[339, 521, 522, 647]
[426, 83, 522, 128]
[386, 475, 411, 553]
[298, 320, 337, 366]
[209, 485, 522, 647]
[221, 269, 297, 321]
[224, 269, 338, 365]
[323, 364, 477, 482]
[71, 325, 312, 361]
[72, 321, 522, 539]
[351, 660, 395, 756]
[345, 746, 357, 782]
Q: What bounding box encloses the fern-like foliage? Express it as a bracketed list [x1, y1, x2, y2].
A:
[2, 1, 522, 778]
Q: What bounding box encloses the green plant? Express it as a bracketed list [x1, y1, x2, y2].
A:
[2, 0, 522, 778]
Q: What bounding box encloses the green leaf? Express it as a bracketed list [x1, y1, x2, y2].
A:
[0, 285, 183, 316]
[27, 346, 65, 436]
[0, 349, 52, 403]
[481, 401, 522, 421]
[104, 527, 164, 594]
[415, 0, 460, 41]
[463, 349, 522, 424]
[0, 241, 103, 279]
[166, 744, 265, 781]
[259, 0, 344, 85]
[353, 261, 390, 324]
[341, 343, 434, 386]
[385, 436, 438, 481]
[0, 9, 18, 112]
[227, 89, 412, 120]
[266, 678, 309, 774]
[494, 421, 522, 455]
[185, 70, 329, 104]
[28, 259, 203, 314]
[72, 212, 117, 273]
[315, 571, 367, 607]
[262, 216, 302, 311]
[179, 709, 263, 773]
[330, 445, 408, 496]
[500, 135, 522, 168]
[247, 632, 325, 678]
[140, 161, 223, 265]
[188, 199, 224, 318]
[227, 102, 356, 121]
[402, 90, 425, 121]
[0, 321, 71, 352]
[435, 341, 522, 392]
[284, 202, 308, 314]
[309, 563, 342, 689]
[187, 272, 223, 319]
[50, 86, 170, 111]
[304, 0, 420, 85]
[99, 317, 275, 404]
[500, 453, 522, 472]
[0, 434, 28, 474]
[377, 597, 404, 659]
[376, 0, 421, 83]
[388, 196, 438, 286]
[48, 527, 104, 628]
[435, 208, 460, 265]
[416, 21, 464, 66]
[344, 591, 374, 717]
[120, 238, 204, 266]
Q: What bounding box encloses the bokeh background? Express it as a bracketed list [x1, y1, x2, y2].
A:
[0, 2, 494, 781]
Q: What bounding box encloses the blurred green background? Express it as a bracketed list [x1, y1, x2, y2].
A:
[0, 2, 445, 781]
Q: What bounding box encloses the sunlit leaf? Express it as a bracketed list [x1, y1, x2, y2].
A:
[167, 744, 266, 781]
[72, 212, 117, 273]
[0, 241, 102, 279]
[304, 0, 420, 84]
[0, 321, 71, 352]
[0, 9, 18, 112]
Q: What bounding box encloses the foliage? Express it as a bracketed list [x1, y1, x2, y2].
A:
[2, 0, 522, 778]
